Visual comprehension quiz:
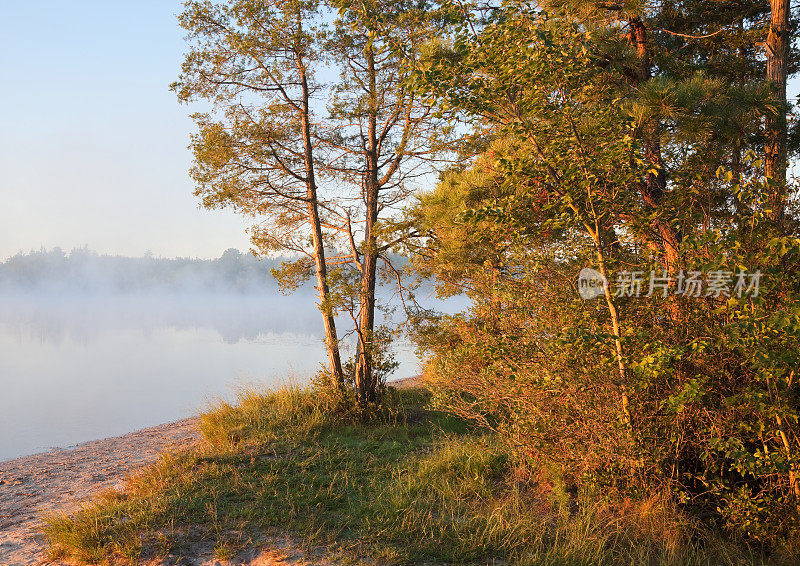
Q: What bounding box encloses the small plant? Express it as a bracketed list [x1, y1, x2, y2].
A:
[213, 540, 234, 561]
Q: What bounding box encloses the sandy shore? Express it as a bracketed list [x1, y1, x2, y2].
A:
[0, 419, 201, 566]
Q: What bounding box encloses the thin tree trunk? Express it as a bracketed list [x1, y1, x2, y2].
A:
[584, 221, 632, 431]
[298, 53, 344, 389]
[598, 257, 632, 432]
[776, 414, 800, 504]
[355, 41, 381, 405]
[766, 0, 790, 224]
[355, 229, 378, 404]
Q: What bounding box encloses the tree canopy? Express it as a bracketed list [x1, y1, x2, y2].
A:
[175, 0, 800, 550]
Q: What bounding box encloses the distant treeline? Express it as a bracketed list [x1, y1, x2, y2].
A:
[0, 247, 299, 294]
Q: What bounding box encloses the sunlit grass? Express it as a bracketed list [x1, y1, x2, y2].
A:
[44, 384, 779, 565]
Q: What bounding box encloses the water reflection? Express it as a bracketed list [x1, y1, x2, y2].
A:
[0, 293, 324, 344]
[0, 292, 423, 460]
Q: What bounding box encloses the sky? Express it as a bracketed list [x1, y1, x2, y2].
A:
[2, 3, 799, 262]
[0, 1, 252, 261]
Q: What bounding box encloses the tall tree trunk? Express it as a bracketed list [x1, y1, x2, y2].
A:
[298, 55, 345, 389]
[630, 18, 682, 320]
[766, 0, 790, 225]
[355, 41, 381, 406]
[308, 197, 345, 390]
[355, 201, 379, 404]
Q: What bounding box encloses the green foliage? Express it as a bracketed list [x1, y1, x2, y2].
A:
[408, 0, 800, 554]
[119, 0, 800, 559]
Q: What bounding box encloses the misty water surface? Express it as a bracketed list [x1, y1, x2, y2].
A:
[0, 292, 422, 460]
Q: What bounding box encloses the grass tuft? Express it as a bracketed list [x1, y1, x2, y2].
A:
[44, 384, 784, 565]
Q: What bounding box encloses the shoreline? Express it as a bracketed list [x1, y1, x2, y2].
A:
[0, 417, 201, 466]
[2, 376, 422, 467]
[0, 377, 422, 565]
[0, 418, 200, 566]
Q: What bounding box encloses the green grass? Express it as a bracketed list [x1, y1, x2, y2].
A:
[44, 384, 781, 565]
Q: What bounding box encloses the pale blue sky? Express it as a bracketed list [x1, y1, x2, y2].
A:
[0, 1, 251, 260]
[2, 3, 797, 261]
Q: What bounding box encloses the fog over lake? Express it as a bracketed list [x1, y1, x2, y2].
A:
[0, 249, 439, 460]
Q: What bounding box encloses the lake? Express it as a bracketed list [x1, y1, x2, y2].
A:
[0, 292, 423, 460]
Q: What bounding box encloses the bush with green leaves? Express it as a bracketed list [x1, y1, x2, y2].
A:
[408, 1, 800, 551]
